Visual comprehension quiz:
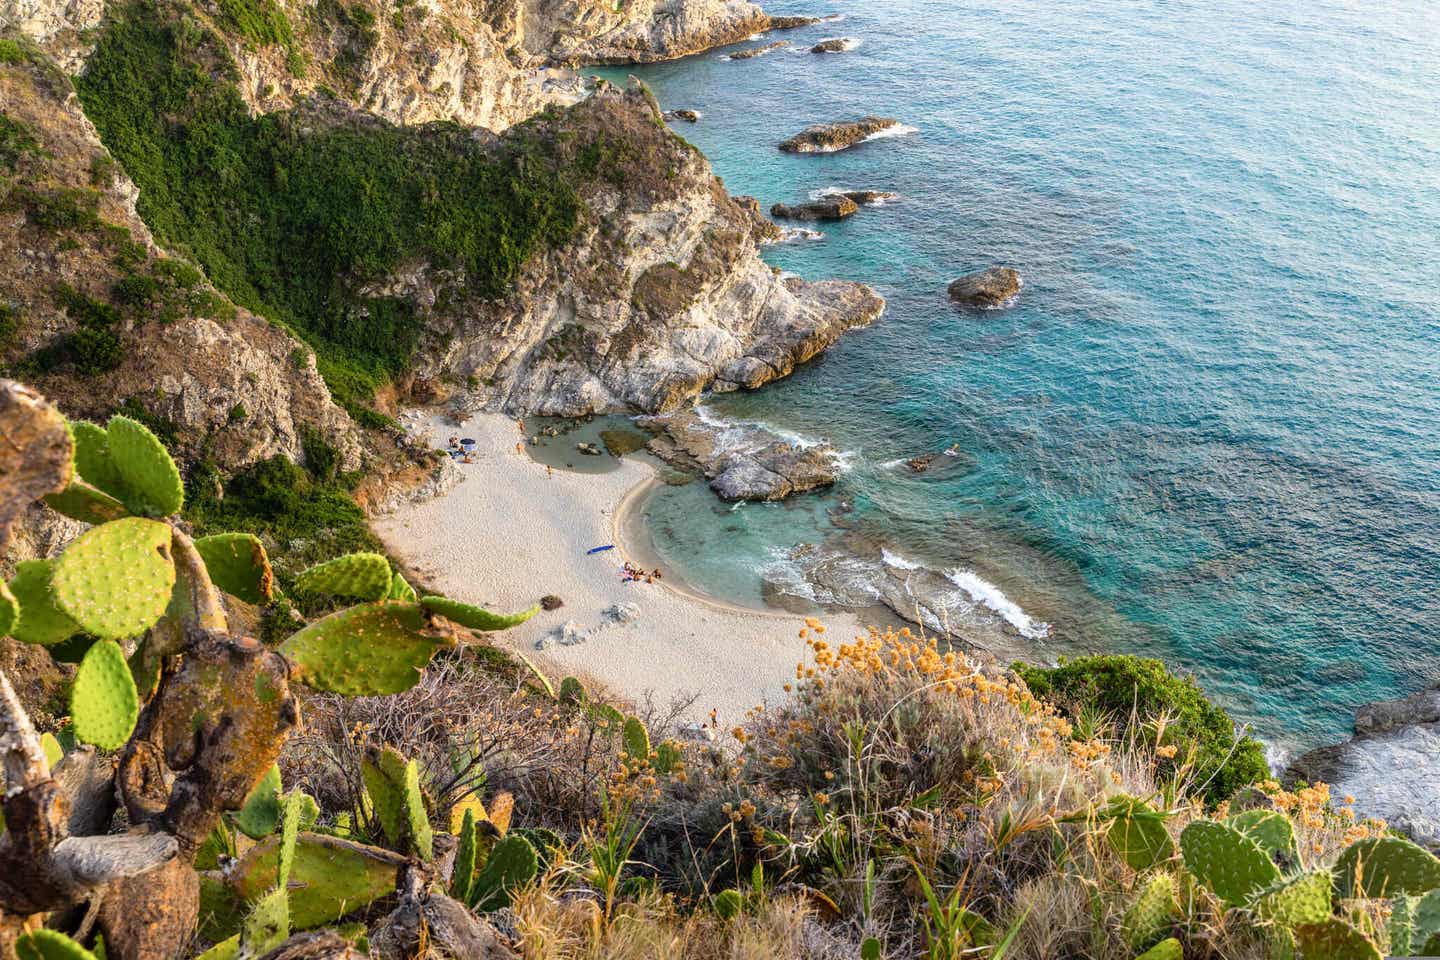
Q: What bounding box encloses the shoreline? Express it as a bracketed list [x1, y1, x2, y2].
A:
[372, 410, 875, 725]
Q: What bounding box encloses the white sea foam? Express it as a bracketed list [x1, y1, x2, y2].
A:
[692, 404, 832, 455]
[763, 226, 825, 245]
[864, 123, 919, 143]
[808, 185, 898, 205]
[880, 548, 921, 570]
[812, 36, 861, 50]
[946, 568, 1050, 640]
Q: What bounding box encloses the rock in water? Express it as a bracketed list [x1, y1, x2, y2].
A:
[1287, 684, 1440, 849]
[811, 38, 853, 53]
[767, 15, 822, 29]
[663, 109, 701, 122]
[770, 197, 859, 221]
[839, 190, 898, 205]
[779, 116, 903, 153]
[947, 267, 1022, 308]
[641, 411, 840, 501]
[728, 40, 788, 60]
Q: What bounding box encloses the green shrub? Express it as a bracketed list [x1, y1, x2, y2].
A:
[300, 424, 340, 482]
[0, 303, 18, 351]
[1014, 654, 1269, 804]
[216, 0, 294, 46]
[0, 38, 25, 64]
[77, 0, 584, 421]
[1, 113, 41, 170]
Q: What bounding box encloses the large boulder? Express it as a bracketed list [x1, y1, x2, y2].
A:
[641, 410, 840, 501]
[947, 267, 1022, 308]
[770, 197, 859, 221]
[810, 38, 854, 54]
[779, 116, 903, 153]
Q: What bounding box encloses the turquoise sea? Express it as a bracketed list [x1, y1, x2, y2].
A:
[599, 0, 1440, 755]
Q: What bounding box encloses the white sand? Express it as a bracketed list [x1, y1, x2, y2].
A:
[371, 411, 873, 726]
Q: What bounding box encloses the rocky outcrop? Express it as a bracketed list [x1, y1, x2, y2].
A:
[810, 38, 853, 53]
[771, 197, 858, 221]
[529, 0, 771, 66]
[727, 39, 786, 59]
[779, 116, 902, 153]
[948, 267, 1022, 308]
[0, 47, 362, 473]
[641, 410, 839, 501]
[1287, 686, 1440, 849]
[838, 190, 897, 205]
[663, 109, 701, 122]
[409, 84, 884, 416]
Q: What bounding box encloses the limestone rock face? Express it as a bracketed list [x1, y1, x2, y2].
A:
[0, 48, 361, 473]
[771, 197, 858, 221]
[947, 267, 1022, 308]
[779, 116, 902, 153]
[527, 0, 772, 65]
[0, 0, 103, 69]
[641, 409, 840, 501]
[1287, 685, 1440, 850]
[411, 85, 884, 417]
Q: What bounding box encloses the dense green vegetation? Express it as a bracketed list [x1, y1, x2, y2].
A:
[76, 0, 585, 421]
[1014, 653, 1271, 803]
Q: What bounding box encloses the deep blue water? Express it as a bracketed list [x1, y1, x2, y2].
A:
[598, 0, 1440, 753]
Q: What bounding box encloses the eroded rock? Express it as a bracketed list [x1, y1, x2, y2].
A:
[641, 410, 839, 501]
[947, 267, 1022, 308]
[779, 116, 903, 153]
[770, 197, 859, 221]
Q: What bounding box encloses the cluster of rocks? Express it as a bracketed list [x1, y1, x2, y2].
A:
[770, 189, 899, 222]
[639, 410, 840, 502]
[810, 38, 855, 53]
[947, 266, 1023, 308]
[1287, 684, 1440, 849]
[536, 602, 641, 650]
[662, 109, 701, 123]
[779, 116, 903, 153]
[727, 39, 788, 60]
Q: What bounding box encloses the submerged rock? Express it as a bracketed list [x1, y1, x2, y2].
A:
[947, 267, 1022, 308]
[728, 40, 788, 60]
[1287, 685, 1440, 849]
[770, 197, 859, 221]
[779, 116, 903, 153]
[640, 410, 840, 502]
[768, 15, 822, 29]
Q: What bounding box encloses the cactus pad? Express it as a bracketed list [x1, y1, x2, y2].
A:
[622, 715, 651, 762]
[654, 740, 683, 775]
[69, 420, 125, 499]
[69, 639, 139, 751]
[192, 935, 239, 960]
[450, 791, 488, 833]
[1252, 870, 1332, 926]
[1134, 938, 1182, 960]
[1334, 836, 1440, 899]
[0, 581, 17, 638]
[453, 809, 478, 903]
[1180, 819, 1281, 906]
[1104, 796, 1175, 871]
[294, 553, 392, 600]
[558, 676, 586, 704]
[280, 601, 454, 696]
[420, 595, 540, 631]
[7, 559, 80, 646]
[228, 833, 405, 931]
[14, 930, 98, 960]
[233, 764, 283, 839]
[52, 517, 174, 639]
[241, 885, 289, 957]
[194, 533, 274, 604]
[1225, 809, 1296, 862]
[488, 791, 514, 835]
[713, 889, 744, 920]
[105, 415, 184, 517]
[279, 790, 305, 887]
[469, 833, 538, 912]
[361, 747, 433, 859]
[43, 482, 130, 525]
[1122, 872, 1179, 950]
[386, 571, 417, 602]
[1293, 920, 1381, 960]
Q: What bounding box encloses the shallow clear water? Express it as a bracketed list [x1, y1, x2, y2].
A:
[598, 0, 1440, 753]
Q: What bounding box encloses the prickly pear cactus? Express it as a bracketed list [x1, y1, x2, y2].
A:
[1251, 870, 1332, 926]
[1122, 872, 1179, 950]
[51, 517, 175, 639]
[225, 833, 405, 932]
[1104, 796, 1175, 872]
[279, 601, 454, 696]
[294, 553, 392, 601]
[1293, 920, 1382, 960]
[43, 481, 129, 525]
[7, 558, 80, 646]
[193, 935, 239, 960]
[622, 715, 651, 763]
[14, 930, 99, 960]
[0, 580, 18, 638]
[105, 415, 184, 517]
[452, 809, 478, 904]
[69, 638, 139, 751]
[194, 533, 274, 604]
[1225, 809, 1296, 864]
[69, 419, 126, 499]
[654, 740, 683, 775]
[1334, 836, 1440, 899]
[1180, 819, 1281, 906]
[279, 790, 305, 888]
[419, 595, 540, 631]
[385, 571, 417, 601]
[234, 765, 283, 839]
[240, 885, 289, 957]
[713, 889, 744, 920]
[558, 676, 586, 705]
[469, 833, 538, 912]
[361, 747, 433, 860]
[1389, 889, 1440, 956]
[1134, 937, 1182, 960]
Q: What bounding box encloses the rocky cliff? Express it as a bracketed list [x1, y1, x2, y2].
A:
[0, 40, 362, 473]
[525, 0, 768, 65]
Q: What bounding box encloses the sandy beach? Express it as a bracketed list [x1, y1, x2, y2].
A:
[372, 411, 873, 726]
